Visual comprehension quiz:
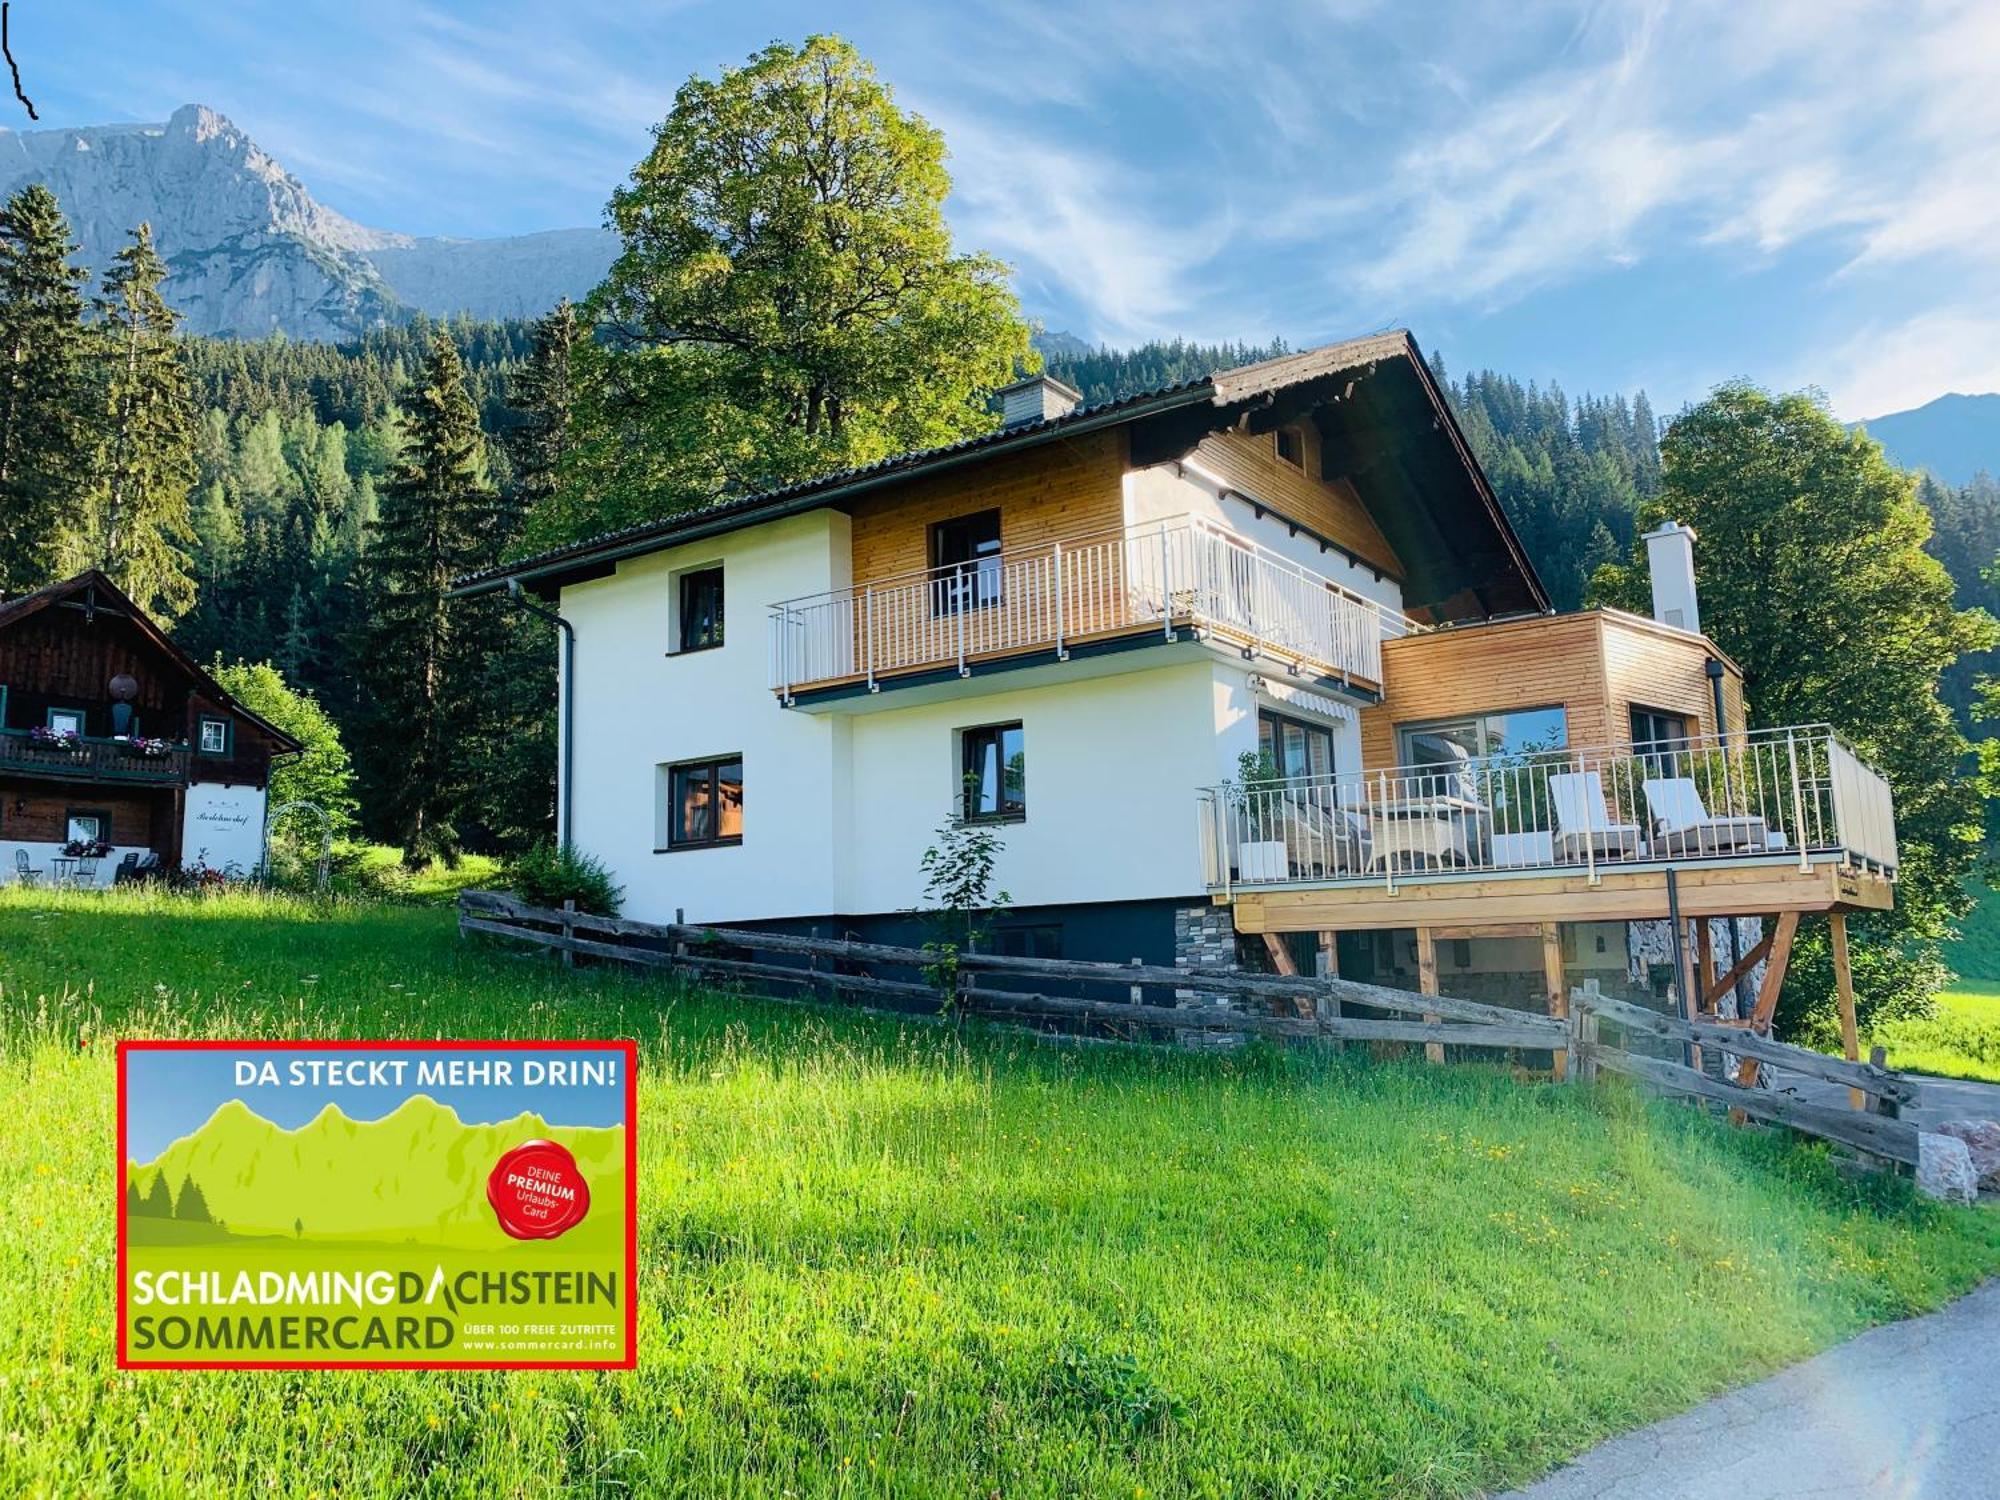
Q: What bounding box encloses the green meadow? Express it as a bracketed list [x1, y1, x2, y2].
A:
[2, 886, 1996, 1498]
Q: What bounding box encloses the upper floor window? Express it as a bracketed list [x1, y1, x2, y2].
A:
[960, 721, 1025, 822]
[931, 509, 1002, 612]
[47, 707, 85, 738]
[197, 717, 230, 755]
[1275, 426, 1305, 470]
[662, 756, 743, 849]
[676, 566, 724, 653]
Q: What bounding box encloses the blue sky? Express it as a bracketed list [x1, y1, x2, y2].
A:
[14, 0, 2000, 417]
[125, 1046, 629, 1161]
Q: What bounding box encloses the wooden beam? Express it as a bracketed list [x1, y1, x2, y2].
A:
[1427, 921, 1544, 940]
[1541, 921, 1568, 1081]
[1734, 912, 1800, 1090]
[1415, 927, 1443, 1063]
[1703, 927, 1775, 1012]
[1830, 912, 1863, 1110]
[1695, 919, 1716, 1019]
[1675, 916, 1703, 1073]
[1262, 930, 1312, 1020]
[1317, 931, 1341, 1023]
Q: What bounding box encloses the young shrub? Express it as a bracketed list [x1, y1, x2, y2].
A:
[511, 841, 623, 917]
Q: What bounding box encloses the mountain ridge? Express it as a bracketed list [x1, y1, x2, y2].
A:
[0, 105, 616, 339]
[1851, 392, 2000, 488]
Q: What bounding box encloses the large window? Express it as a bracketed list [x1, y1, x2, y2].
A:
[663, 757, 743, 849]
[47, 707, 85, 738]
[1629, 705, 1691, 751]
[1257, 708, 1335, 782]
[1398, 706, 1568, 771]
[930, 509, 1002, 612]
[676, 566, 724, 653]
[960, 722, 1025, 822]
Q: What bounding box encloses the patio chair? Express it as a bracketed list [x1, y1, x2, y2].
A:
[13, 848, 42, 888]
[112, 852, 140, 885]
[1642, 776, 1770, 856]
[72, 857, 101, 889]
[1277, 797, 1372, 878]
[1549, 771, 1644, 862]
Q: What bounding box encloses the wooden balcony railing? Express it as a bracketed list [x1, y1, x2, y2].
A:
[0, 728, 191, 783]
[768, 515, 1418, 700]
[1198, 724, 1897, 893]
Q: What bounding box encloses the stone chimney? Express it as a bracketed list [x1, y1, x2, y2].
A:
[994, 374, 1083, 428]
[1643, 521, 1700, 633]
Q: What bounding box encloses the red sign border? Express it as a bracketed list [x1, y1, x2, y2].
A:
[116, 1037, 639, 1372]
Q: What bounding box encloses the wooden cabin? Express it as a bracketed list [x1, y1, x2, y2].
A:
[0, 571, 300, 884]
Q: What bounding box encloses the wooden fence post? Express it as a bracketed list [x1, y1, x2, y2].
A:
[1541, 922, 1567, 1081]
[1830, 913, 1863, 1110]
[562, 899, 576, 970]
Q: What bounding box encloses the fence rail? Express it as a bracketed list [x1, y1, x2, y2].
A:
[458, 890, 1561, 1050]
[1200, 723, 1897, 893]
[767, 514, 1417, 700]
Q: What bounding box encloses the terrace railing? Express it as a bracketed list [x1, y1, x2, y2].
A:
[0, 728, 191, 783]
[1198, 724, 1897, 893]
[768, 514, 1418, 700]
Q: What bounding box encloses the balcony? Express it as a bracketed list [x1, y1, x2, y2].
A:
[1198, 725, 1897, 896]
[0, 728, 192, 784]
[768, 515, 1417, 704]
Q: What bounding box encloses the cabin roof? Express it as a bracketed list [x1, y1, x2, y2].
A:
[0, 570, 305, 752]
[450, 329, 1550, 620]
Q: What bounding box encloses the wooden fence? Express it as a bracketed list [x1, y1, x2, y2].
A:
[457, 891, 1566, 1053]
[1568, 987, 1924, 1166]
[457, 892, 1927, 1167]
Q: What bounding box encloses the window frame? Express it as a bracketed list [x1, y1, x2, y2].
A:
[46, 706, 86, 738]
[1628, 704, 1693, 751]
[1274, 425, 1305, 470]
[1397, 705, 1569, 768]
[929, 508, 1004, 614]
[958, 721, 1026, 824]
[64, 807, 109, 845]
[196, 715, 232, 756]
[660, 755, 744, 852]
[673, 564, 726, 654]
[1256, 708, 1336, 784]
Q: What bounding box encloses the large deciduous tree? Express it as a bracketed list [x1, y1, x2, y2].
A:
[540, 34, 1033, 548]
[1591, 382, 1995, 1032]
[211, 658, 359, 836]
[0, 184, 91, 592]
[82, 223, 198, 619]
[356, 332, 501, 865]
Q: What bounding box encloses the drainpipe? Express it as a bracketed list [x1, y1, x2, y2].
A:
[508, 579, 575, 848]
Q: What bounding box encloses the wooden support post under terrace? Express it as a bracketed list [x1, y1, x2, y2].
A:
[1415, 927, 1443, 1064]
[1830, 912, 1863, 1110]
[1695, 919, 1716, 1019]
[1735, 912, 1800, 1092]
[1540, 921, 1568, 1082]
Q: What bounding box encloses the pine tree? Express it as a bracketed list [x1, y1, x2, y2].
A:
[357, 331, 500, 864]
[506, 300, 579, 551]
[124, 1181, 142, 1219]
[140, 1171, 172, 1219]
[0, 184, 91, 592]
[83, 223, 198, 618]
[173, 1173, 213, 1223]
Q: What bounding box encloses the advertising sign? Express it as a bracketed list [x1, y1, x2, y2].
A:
[117, 1040, 638, 1370]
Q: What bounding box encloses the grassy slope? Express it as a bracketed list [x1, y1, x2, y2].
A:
[1, 889, 1995, 1498]
[1874, 988, 2000, 1084]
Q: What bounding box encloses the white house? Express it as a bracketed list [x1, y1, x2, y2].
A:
[457, 332, 1898, 1034]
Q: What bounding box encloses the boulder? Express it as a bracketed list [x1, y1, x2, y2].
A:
[1936, 1120, 2000, 1193]
[1917, 1132, 1979, 1204]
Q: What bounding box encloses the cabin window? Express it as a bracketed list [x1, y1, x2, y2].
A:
[47, 707, 85, 738]
[1399, 707, 1567, 770]
[930, 509, 1003, 612]
[991, 923, 1062, 959]
[1257, 709, 1335, 783]
[1274, 426, 1305, 470]
[1629, 706, 1692, 751]
[675, 565, 725, 653]
[65, 809, 106, 844]
[661, 756, 743, 850]
[959, 722, 1025, 822]
[197, 717, 231, 755]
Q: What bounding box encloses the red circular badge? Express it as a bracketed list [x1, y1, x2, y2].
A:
[486, 1139, 592, 1240]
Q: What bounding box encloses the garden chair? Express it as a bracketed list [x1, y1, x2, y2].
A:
[113, 852, 139, 885]
[1549, 771, 1644, 862]
[72, 857, 101, 889]
[13, 848, 42, 887]
[1642, 776, 1770, 856]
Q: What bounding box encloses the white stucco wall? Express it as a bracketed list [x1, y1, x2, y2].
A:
[1121, 463, 1407, 617]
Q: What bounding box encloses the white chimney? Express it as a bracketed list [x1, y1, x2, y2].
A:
[995, 374, 1082, 428]
[1643, 521, 1700, 633]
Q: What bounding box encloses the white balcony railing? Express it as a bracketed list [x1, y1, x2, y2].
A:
[1197, 724, 1898, 894]
[768, 515, 1417, 700]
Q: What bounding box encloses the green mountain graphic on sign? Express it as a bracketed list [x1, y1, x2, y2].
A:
[128, 1095, 624, 1250]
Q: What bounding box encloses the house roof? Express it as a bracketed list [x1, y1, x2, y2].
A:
[451, 329, 1551, 620]
[0, 570, 306, 753]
